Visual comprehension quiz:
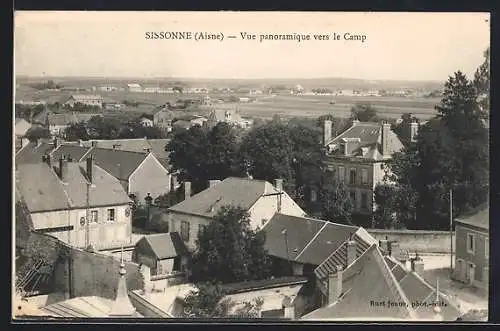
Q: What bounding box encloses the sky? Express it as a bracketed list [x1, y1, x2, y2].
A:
[14, 11, 490, 81]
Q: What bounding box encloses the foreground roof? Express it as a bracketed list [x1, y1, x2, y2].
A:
[41, 296, 142, 318]
[85, 148, 148, 180]
[168, 177, 280, 218]
[15, 141, 54, 165]
[263, 213, 376, 266]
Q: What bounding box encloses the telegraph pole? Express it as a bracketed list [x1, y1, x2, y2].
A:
[85, 182, 90, 248]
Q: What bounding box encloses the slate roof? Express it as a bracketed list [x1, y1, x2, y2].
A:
[15, 141, 55, 165]
[84, 148, 148, 180]
[262, 214, 367, 266]
[41, 296, 142, 318]
[301, 247, 463, 321]
[168, 177, 278, 218]
[134, 232, 188, 260]
[16, 162, 131, 215]
[50, 145, 91, 162]
[455, 204, 489, 231]
[325, 122, 403, 160]
[302, 245, 416, 320]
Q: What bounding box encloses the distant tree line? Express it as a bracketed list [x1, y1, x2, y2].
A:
[28, 80, 63, 90]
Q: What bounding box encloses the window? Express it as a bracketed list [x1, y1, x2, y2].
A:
[311, 190, 317, 202]
[91, 210, 99, 223]
[107, 208, 115, 222]
[349, 169, 357, 185]
[361, 193, 368, 210]
[485, 237, 489, 259]
[198, 224, 207, 234]
[181, 221, 190, 242]
[361, 169, 369, 185]
[338, 166, 345, 182]
[467, 233, 475, 254]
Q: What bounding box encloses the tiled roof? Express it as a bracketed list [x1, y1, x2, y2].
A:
[80, 138, 170, 163]
[15, 141, 55, 165]
[302, 245, 416, 320]
[455, 205, 489, 231]
[16, 162, 131, 214]
[85, 148, 148, 180]
[168, 177, 277, 218]
[385, 256, 463, 320]
[135, 232, 188, 260]
[262, 214, 363, 266]
[325, 122, 403, 160]
[50, 145, 91, 162]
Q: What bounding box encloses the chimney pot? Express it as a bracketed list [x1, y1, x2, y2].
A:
[328, 265, 343, 304]
[91, 141, 98, 147]
[86, 156, 94, 183]
[381, 122, 391, 156]
[346, 239, 357, 266]
[184, 181, 191, 200]
[411, 258, 425, 274]
[323, 120, 333, 146]
[58, 156, 68, 182]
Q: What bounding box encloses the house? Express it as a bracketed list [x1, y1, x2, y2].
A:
[139, 115, 154, 127]
[301, 245, 463, 321]
[165, 177, 306, 251]
[132, 233, 189, 276]
[15, 139, 56, 165]
[171, 116, 208, 130]
[153, 109, 173, 131]
[83, 148, 172, 203]
[322, 119, 405, 217]
[98, 85, 118, 92]
[15, 118, 32, 137]
[262, 213, 377, 278]
[15, 156, 133, 250]
[127, 83, 143, 93]
[64, 94, 104, 108]
[206, 108, 253, 129]
[32, 111, 101, 137]
[453, 204, 489, 293]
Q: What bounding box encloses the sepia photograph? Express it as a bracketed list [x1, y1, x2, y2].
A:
[13, 11, 490, 322]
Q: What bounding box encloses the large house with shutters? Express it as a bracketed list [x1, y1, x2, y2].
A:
[15, 156, 133, 251]
[321, 119, 409, 217]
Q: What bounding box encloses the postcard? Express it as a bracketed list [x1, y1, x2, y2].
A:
[13, 11, 489, 322]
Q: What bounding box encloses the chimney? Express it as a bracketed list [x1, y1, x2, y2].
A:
[53, 137, 59, 149]
[327, 265, 343, 304]
[381, 122, 391, 156]
[379, 236, 389, 254]
[352, 118, 360, 126]
[409, 120, 419, 143]
[86, 156, 94, 183]
[140, 264, 153, 294]
[184, 181, 191, 200]
[78, 139, 83, 147]
[389, 241, 402, 261]
[274, 178, 283, 192]
[323, 120, 332, 146]
[208, 179, 221, 188]
[283, 296, 295, 320]
[91, 141, 98, 147]
[58, 156, 68, 182]
[346, 236, 357, 266]
[36, 139, 42, 148]
[411, 253, 425, 274]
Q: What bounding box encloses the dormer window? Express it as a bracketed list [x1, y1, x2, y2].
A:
[361, 147, 369, 156]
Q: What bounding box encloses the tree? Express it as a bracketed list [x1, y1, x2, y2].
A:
[190, 206, 272, 284]
[392, 113, 420, 147]
[181, 282, 263, 318]
[319, 172, 353, 225]
[473, 47, 490, 118]
[63, 121, 89, 141]
[240, 121, 295, 191]
[86, 116, 122, 139]
[24, 126, 51, 141]
[373, 184, 397, 229]
[205, 123, 245, 180]
[350, 103, 379, 122]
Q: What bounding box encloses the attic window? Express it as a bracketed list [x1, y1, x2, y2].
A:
[361, 147, 369, 156]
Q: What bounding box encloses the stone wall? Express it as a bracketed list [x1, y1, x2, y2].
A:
[367, 229, 455, 254]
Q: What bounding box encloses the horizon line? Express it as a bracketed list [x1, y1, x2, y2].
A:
[15, 75, 446, 83]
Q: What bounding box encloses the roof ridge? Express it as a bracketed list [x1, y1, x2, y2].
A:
[92, 147, 150, 156]
[372, 247, 417, 319]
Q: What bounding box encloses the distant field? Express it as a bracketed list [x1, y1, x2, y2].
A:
[15, 88, 441, 121]
[235, 95, 440, 120]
